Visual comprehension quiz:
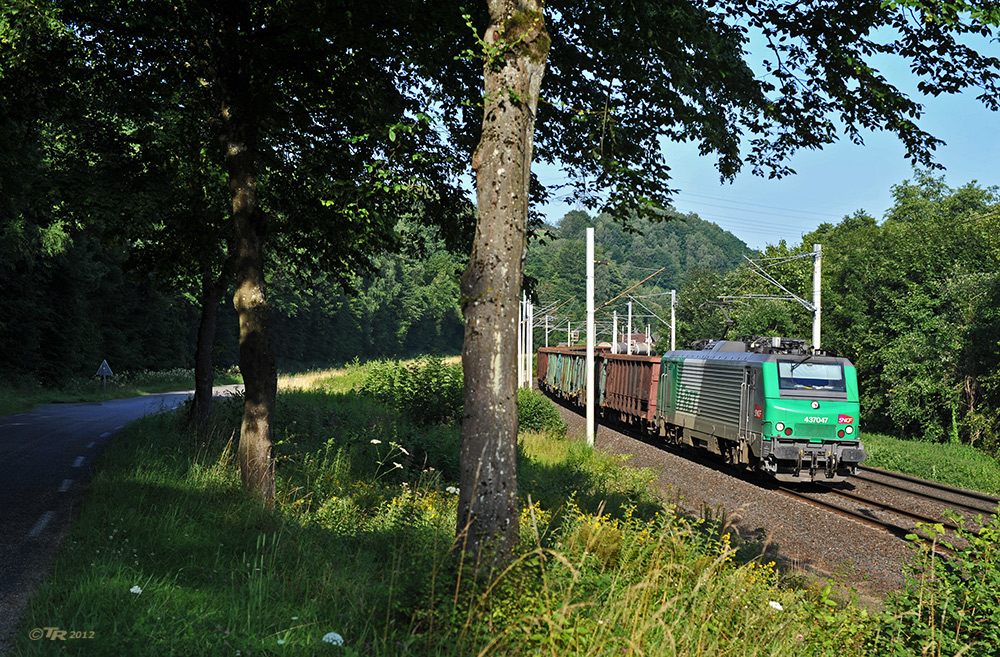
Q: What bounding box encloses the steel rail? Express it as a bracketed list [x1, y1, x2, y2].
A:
[858, 465, 1000, 508]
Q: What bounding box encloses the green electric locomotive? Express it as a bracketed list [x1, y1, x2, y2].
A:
[657, 336, 866, 482]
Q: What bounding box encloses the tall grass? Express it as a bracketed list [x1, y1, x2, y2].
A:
[11, 360, 999, 656]
[863, 432, 1000, 495]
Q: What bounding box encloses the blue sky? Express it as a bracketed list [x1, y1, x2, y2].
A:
[533, 47, 1000, 252]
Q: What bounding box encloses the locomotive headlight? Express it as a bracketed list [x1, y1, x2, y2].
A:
[811, 401, 820, 409]
[845, 425, 854, 435]
[775, 422, 785, 432]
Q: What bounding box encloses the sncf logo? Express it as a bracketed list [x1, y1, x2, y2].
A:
[838, 415, 855, 424]
[753, 405, 762, 420]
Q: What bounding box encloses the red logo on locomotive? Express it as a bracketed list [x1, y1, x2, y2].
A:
[754, 405, 763, 420]
[838, 414, 854, 424]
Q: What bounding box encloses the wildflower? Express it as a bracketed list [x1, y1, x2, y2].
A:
[370, 439, 381, 444]
[130, 585, 142, 595]
[392, 462, 403, 469]
[768, 601, 783, 612]
[445, 486, 459, 495]
[398, 446, 410, 456]
[322, 632, 344, 646]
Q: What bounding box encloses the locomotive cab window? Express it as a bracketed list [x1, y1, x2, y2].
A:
[777, 360, 847, 396]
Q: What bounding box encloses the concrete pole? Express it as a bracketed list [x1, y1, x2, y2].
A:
[812, 243, 822, 352]
[517, 293, 524, 388]
[612, 311, 618, 354]
[527, 299, 533, 386]
[586, 227, 595, 446]
[670, 289, 676, 351]
[627, 301, 633, 355]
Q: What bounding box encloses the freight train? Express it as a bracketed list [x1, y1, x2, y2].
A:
[536, 336, 867, 483]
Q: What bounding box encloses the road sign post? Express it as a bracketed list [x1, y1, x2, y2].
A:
[96, 359, 114, 391]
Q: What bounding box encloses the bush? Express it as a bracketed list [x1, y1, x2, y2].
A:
[359, 356, 463, 426]
[874, 512, 1000, 656]
[517, 387, 567, 436]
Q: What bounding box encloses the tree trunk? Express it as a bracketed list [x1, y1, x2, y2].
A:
[457, 0, 549, 566]
[188, 259, 231, 433]
[188, 263, 222, 432]
[212, 16, 277, 503]
[225, 117, 276, 505]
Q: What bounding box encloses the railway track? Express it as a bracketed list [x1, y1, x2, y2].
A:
[553, 392, 999, 552]
[773, 485, 925, 542]
[774, 467, 998, 553]
[854, 465, 1000, 518]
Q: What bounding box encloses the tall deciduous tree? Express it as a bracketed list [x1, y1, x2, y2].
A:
[58, 0, 468, 504]
[457, 0, 550, 563]
[439, 0, 999, 563]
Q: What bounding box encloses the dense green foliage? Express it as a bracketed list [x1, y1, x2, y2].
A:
[357, 357, 569, 436]
[712, 173, 1000, 455]
[516, 387, 569, 436]
[359, 357, 465, 427]
[0, 216, 465, 384]
[876, 515, 1000, 657]
[269, 220, 466, 371]
[0, 226, 203, 385]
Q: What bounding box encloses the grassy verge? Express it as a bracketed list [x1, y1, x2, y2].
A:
[862, 432, 1000, 496]
[0, 368, 243, 417]
[11, 361, 1000, 656]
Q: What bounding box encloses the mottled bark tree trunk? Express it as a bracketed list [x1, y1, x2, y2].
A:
[213, 0, 277, 505]
[224, 117, 277, 505]
[457, 0, 549, 566]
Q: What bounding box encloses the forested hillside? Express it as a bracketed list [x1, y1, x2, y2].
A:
[0, 216, 467, 384]
[525, 209, 752, 330]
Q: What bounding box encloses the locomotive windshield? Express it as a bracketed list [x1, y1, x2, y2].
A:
[777, 360, 847, 393]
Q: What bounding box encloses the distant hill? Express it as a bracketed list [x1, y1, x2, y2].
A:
[525, 209, 753, 323]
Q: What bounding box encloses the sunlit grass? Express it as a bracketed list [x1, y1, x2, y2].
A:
[863, 432, 1000, 495]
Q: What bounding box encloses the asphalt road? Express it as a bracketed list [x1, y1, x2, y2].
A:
[0, 386, 242, 650]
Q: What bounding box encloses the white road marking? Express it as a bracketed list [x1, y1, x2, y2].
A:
[100, 432, 112, 439]
[72, 456, 85, 468]
[28, 511, 54, 538]
[58, 479, 73, 493]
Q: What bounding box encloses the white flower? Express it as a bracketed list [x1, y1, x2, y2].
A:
[445, 486, 459, 495]
[370, 439, 381, 444]
[398, 446, 410, 456]
[130, 585, 142, 595]
[768, 601, 783, 612]
[322, 632, 344, 646]
[393, 462, 403, 469]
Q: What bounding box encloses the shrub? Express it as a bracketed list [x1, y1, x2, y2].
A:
[875, 511, 1000, 656]
[359, 356, 463, 426]
[517, 387, 567, 436]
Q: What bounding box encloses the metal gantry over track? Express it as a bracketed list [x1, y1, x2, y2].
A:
[720, 244, 823, 352]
